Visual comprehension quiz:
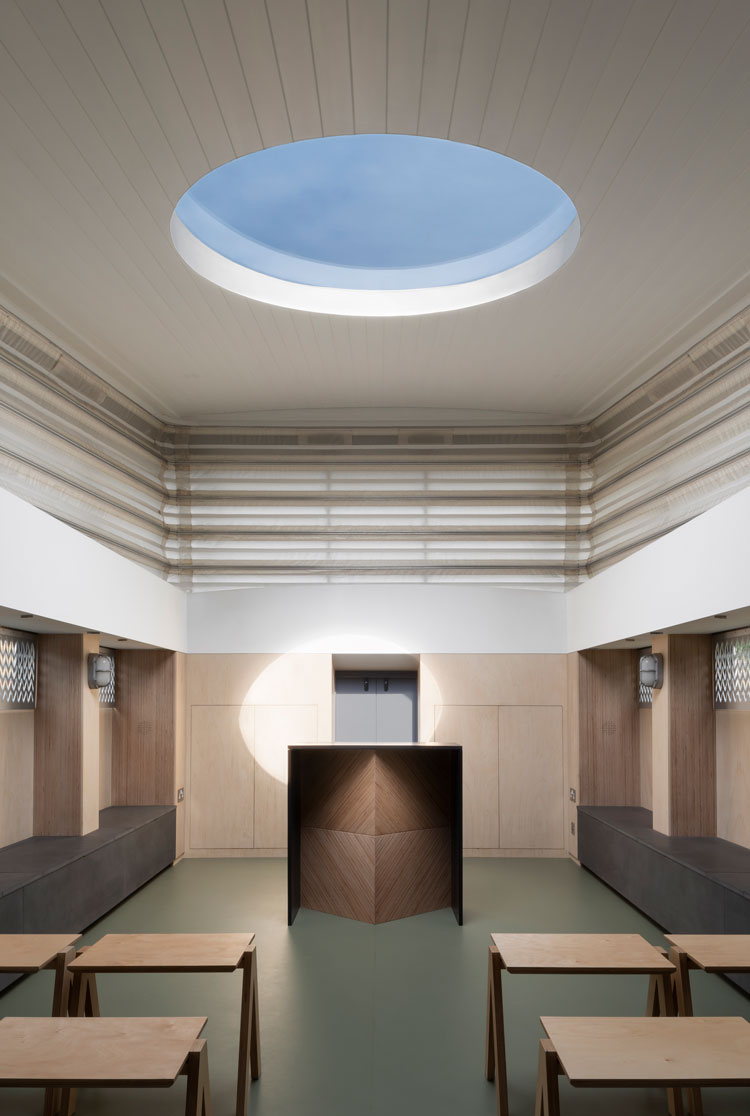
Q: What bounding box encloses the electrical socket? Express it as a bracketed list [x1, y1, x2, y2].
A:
[570, 821, 576, 836]
[177, 787, 184, 802]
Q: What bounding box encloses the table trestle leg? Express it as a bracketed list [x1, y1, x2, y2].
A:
[236, 943, 261, 1116]
[534, 1039, 561, 1116]
[44, 948, 76, 1116]
[184, 1039, 212, 1116]
[485, 944, 509, 1116]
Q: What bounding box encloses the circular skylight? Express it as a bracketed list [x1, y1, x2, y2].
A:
[171, 134, 579, 317]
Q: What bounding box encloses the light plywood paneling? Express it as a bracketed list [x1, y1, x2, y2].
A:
[190, 706, 254, 850]
[174, 652, 186, 859]
[566, 652, 580, 857]
[434, 704, 498, 848]
[0, 709, 34, 848]
[668, 635, 716, 837]
[253, 704, 317, 849]
[184, 654, 332, 856]
[80, 633, 100, 833]
[716, 710, 750, 849]
[651, 634, 671, 832]
[34, 633, 99, 837]
[467, 847, 567, 858]
[639, 707, 652, 811]
[498, 706, 564, 850]
[34, 634, 81, 836]
[420, 655, 567, 736]
[99, 707, 112, 810]
[652, 634, 716, 837]
[186, 654, 332, 733]
[112, 649, 177, 806]
[578, 649, 640, 807]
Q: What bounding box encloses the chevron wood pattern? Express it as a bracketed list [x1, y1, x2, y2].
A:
[297, 746, 455, 923]
[374, 827, 451, 924]
[300, 748, 375, 834]
[300, 827, 375, 923]
[374, 749, 450, 834]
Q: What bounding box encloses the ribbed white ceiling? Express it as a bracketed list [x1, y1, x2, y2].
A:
[0, 0, 749, 424]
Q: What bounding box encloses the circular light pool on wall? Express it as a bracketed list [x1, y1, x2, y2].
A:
[171, 134, 579, 317]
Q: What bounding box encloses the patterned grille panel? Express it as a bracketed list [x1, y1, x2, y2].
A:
[714, 634, 750, 709]
[638, 679, 652, 707]
[0, 631, 36, 709]
[99, 655, 116, 707]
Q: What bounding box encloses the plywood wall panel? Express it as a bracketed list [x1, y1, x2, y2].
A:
[566, 652, 580, 857]
[578, 649, 640, 806]
[34, 633, 99, 836]
[716, 710, 750, 850]
[190, 706, 254, 849]
[421, 655, 567, 734]
[498, 706, 564, 849]
[184, 653, 331, 857]
[254, 704, 317, 849]
[183, 652, 571, 858]
[639, 707, 652, 810]
[668, 635, 716, 837]
[0, 710, 34, 848]
[80, 633, 100, 834]
[651, 634, 671, 832]
[99, 707, 112, 810]
[112, 649, 176, 806]
[174, 652, 186, 858]
[434, 705, 498, 848]
[34, 634, 81, 835]
[187, 653, 332, 732]
[652, 634, 715, 837]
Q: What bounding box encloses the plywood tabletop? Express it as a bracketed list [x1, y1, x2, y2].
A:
[540, 1017, 750, 1087]
[490, 933, 674, 973]
[0, 1017, 207, 1086]
[68, 932, 255, 972]
[0, 933, 81, 972]
[666, 934, 750, 972]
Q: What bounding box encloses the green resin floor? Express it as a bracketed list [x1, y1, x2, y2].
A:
[2, 857, 749, 1115]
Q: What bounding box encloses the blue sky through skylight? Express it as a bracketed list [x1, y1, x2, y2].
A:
[174, 135, 577, 292]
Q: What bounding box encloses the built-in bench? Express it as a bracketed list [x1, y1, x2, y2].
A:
[578, 805, 750, 995]
[0, 805, 176, 994]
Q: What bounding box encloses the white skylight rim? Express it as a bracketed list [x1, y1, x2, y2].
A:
[171, 135, 580, 316]
[171, 212, 580, 317]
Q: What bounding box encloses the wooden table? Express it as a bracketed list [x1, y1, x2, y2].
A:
[485, 933, 676, 1116]
[0, 933, 81, 1015]
[666, 934, 750, 1016]
[68, 932, 259, 1116]
[536, 1016, 750, 1116]
[0, 1016, 210, 1116]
